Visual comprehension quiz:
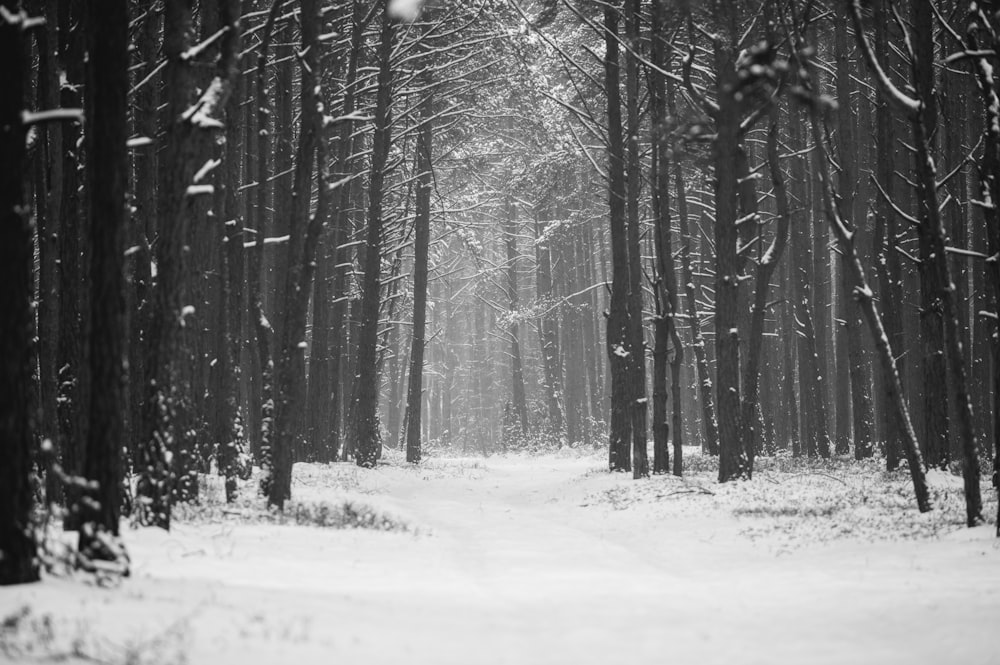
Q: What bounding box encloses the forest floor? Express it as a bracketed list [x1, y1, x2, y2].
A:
[2, 448, 998, 665]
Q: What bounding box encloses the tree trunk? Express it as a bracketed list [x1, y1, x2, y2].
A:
[713, 2, 747, 481]
[79, 0, 129, 567]
[504, 199, 530, 437]
[623, 0, 648, 479]
[740, 89, 791, 473]
[964, 0, 1000, 536]
[252, 0, 283, 498]
[349, 2, 395, 468]
[269, 0, 327, 506]
[535, 210, 564, 437]
[0, 0, 39, 585]
[649, 1, 679, 475]
[56, 1, 89, 530]
[604, 2, 632, 472]
[405, 88, 433, 464]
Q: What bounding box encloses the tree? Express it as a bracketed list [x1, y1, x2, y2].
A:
[404, 83, 434, 464]
[77, 0, 130, 569]
[603, 1, 633, 473]
[268, 0, 329, 506]
[349, 0, 396, 469]
[0, 0, 40, 586]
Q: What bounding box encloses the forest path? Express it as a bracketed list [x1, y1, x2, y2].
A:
[2, 453, 997, 664]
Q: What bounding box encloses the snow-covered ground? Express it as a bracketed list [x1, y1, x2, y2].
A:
[2, 448, 998, 664]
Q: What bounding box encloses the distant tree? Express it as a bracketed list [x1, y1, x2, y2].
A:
[404, 81, 434, 465]
[603, 1, 633, 473]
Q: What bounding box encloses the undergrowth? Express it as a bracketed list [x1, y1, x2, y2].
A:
[584, 450, 998, 548]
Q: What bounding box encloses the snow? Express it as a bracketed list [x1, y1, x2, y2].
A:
[2, 450, 997, 664]
[387, 0, 422, 22]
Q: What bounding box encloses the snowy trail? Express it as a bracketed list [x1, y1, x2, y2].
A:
[2, 453, 998, 664]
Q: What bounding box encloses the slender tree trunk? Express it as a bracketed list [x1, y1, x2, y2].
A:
[405, 89, 433, 464]
[504, 199, 530, 435]
[674, 164, 719, 456]
[35, 2, 60, 504]
[56, 1, 89, 530]
[218, 0, 245, 501]
[740, 92, 791, 473]
[130, 0, 160, 478]
[604, 2, 632, 472]
[349, 2, 395, 468]
[535, 210, 564, 436]
[623, 0, 648, 478]
[649, 0, 679, 475]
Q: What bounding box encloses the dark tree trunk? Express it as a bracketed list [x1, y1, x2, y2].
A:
[624, 0, 648, 479]
[78, 0, 129, 567]
[269, 0, 328, 507]
[649, 0, 679, 475]
[604, 3, 632, 472]
[713, 2, 747, 481]
[964, 0, 1000, 536]
[35, 0, 60, 505]
[130, 0, 160, 478]
[740, 87, 791, 473]
[349, 2, 395, 468]
[218, 0, 245, 502]
[0, 0, 39, 585]
[405, 89, 433, 464]
[56, 1, 89, 530]
[253, 0, 283, 497]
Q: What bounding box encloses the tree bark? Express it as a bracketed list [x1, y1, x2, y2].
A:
[405, 88, 433, 464]
[713, 1, 747, 481]
[269, 0, 327, 506]
[79, 0, 129, 567]
[349, 1, 395, 468]
[0, 0, 39, 585]
[604, 2, 632, 472]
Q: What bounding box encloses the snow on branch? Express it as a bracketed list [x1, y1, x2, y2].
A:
[193, 158, 222, 184]
[21, 108, 83, 126]
[181, 26, 230, 62]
